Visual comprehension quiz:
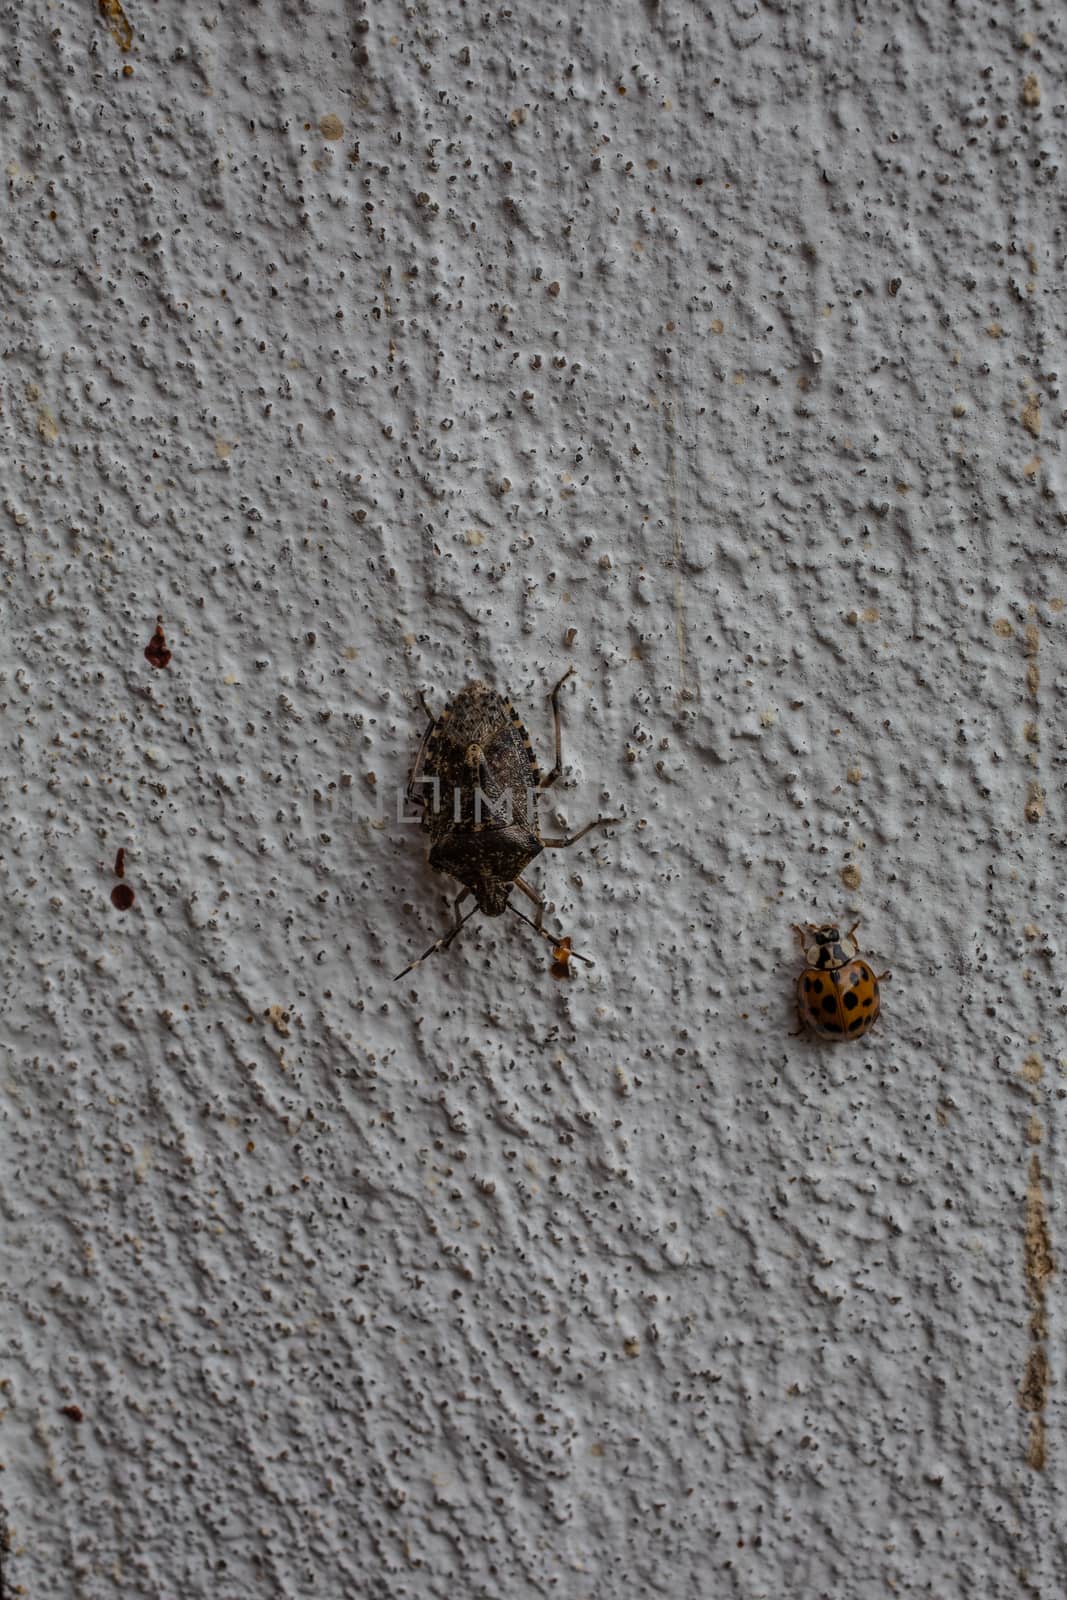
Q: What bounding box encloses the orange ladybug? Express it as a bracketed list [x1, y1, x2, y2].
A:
[793, 921, 890, 1041]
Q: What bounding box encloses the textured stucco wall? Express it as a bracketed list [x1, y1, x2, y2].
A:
[1, 0, 1065, 1595]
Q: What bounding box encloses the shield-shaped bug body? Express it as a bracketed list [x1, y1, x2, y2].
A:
[397, 668, 618, 978]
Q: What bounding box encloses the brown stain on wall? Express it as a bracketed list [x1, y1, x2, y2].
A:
[1020, 618, 1045, 824]
[663, 400, 690, 702]
[1020, 1129, 1055, 1468]
[1024, 780, 1045, 824]
[99, 0, 133, 52]
[1020, 394, 1041, 437]
[1024, 622, 1040, 699]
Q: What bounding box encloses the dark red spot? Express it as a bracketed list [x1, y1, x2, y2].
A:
[111, 884, 135, 911]
[60, 1405, 84, 1422]
[145, 622, 172, 669]
[114, 848, 126, 878]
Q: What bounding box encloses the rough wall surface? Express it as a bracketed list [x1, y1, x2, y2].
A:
[1, 0, 1064, 1595]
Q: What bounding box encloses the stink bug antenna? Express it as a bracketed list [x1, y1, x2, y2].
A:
[394, 904, 480, 981]
[507, 904, 593, 965]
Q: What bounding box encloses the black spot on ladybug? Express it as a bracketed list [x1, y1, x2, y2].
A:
[822, 1021, 843, 1034]
[821, 994, 836, 1014]
[848, 1017, 866, 1032]
[811, 977, 822, 993]
[805, 977, 814, 993]
[862, 996, 873, 1008]
[843, 990, 859, 1010]
[850, 968, 862, 984]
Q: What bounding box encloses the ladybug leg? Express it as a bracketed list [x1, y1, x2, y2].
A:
[541, 815, 622, 848]
[791, 924, 809, 955]
[789, 973, 810, 1037]
[538, 665, 576, 791]
[877, 969, 892, 983]
[847, 920, 861, 946]
[789, 1004, 810, 1039]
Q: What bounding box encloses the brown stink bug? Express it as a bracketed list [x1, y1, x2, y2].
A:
[396, 667, 619, 979]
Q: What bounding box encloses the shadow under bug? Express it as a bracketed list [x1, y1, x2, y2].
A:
[397, 667, 619, 979]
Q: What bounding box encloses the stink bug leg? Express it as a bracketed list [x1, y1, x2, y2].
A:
[535, 667, 620, 850]
[538, 665, 576, 791]
[507, 903, 591, 966]
[541, 815, 621, 849]
[406, 691, 437, 810]
[513, 874, 545, 928]
[394, 890, 477, 981]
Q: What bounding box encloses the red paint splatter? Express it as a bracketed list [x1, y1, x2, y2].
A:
[114, 848, 125, 878]
[145, 621, 172, 669]
[111, 884, 135, 911]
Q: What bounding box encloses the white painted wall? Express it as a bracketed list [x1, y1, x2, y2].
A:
[1, 0, 1063, 1594]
